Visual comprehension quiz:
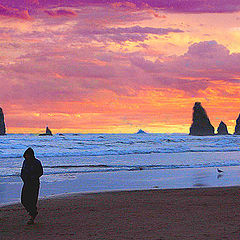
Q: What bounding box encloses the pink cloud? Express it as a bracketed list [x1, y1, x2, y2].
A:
[131, 41, 240, 94]
[1, 40, 238, 104]
[186, 41, 230, 58]
[0, 42, 143, 103]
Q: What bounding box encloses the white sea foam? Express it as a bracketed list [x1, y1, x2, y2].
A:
[0, 133, 240, 180]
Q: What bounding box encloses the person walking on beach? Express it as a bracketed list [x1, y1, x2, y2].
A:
[21, 147, 43, 225]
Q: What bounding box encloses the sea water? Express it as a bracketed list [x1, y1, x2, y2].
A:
[0, 133, 240, 178]
[0, 133, 240, 204]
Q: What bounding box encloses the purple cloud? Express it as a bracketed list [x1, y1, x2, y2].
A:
[74, 25, 183, 42]
[0, 4, 31, 19]
[135, 0, 240, 13]
[45, 9, 77, 17]
[2, 0, 240, 14]
[82, 26, 183, 35]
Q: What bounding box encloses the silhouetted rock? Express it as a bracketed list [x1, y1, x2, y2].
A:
[217, 121, 229, 135]
[46, 126, 52, 135]
[189, 102, 214, 136]
[136, 129, 147, 134]
[234, 114, 240, 135]
[0, 108, 6, 135]
[39, 126, 53, 136]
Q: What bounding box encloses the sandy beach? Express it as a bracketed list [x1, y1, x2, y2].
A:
[1, 187, 239, 240]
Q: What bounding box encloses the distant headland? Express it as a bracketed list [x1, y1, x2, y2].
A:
[136, 129, 147, 134]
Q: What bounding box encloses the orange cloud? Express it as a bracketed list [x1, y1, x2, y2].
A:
[111, 1, 137, 10]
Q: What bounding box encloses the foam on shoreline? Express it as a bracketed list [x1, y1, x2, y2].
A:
[1, 165, 240, 206]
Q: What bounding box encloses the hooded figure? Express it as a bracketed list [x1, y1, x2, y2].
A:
[21, 148, 43, 225]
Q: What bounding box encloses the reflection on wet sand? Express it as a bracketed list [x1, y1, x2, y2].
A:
[192, 170, 210, 187]
[217, 173, 223, 179]
[192, 168, 226, 187]
[0, 183, 5, 202]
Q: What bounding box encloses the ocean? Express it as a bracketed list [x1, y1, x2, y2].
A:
[1, 133, 240, 204]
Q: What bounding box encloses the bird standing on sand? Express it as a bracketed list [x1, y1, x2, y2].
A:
[217, 168, 224, 173]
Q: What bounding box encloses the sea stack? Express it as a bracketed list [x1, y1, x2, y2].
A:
[234, 114, 240, 135]
[0, 108, 6, 135]
[39, 126, 53, 136]
[217, 121, 229, 135]
[46, 126, 53, 135]
[189, 102, 214, 136]
[136, 129, 147, 134]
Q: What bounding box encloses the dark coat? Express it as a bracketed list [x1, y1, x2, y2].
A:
[21, 158, 43, 185]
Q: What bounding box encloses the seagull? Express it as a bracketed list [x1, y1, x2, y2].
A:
[217, 168, 224, 173]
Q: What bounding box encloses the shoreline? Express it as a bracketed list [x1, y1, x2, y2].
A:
[1, 184, 240, 208]
[1, 186, 240, 239]
[1, 164, 240, 206]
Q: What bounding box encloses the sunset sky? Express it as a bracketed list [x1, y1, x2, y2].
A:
[1, 0, 240, 134]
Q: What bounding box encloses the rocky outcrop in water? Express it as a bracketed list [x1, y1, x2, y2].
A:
[0, 108, 6, 135]
[234, 114, 240, 135]
[217, 121, 229, 135]
[189, 102, 214, 136]
[136, 129, 147, 134]
[39, 126, 53, 136]
[46, 126, 52, 135]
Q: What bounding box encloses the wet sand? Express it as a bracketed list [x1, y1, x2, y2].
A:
[1, 187, 240, 240]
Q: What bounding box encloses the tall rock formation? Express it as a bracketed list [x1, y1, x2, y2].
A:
[46, 126, 53, 135]
[234, 114, 240, 135]
[0, 108, 6, 135]
[39, 126, 53, 136]
[189, 102, 214, 136]
[217, 121, 229, 135]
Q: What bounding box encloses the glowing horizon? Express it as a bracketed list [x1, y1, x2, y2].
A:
[1, 0, 239, 134]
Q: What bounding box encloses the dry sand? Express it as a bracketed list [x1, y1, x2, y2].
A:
[1, 187, 240, 240]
